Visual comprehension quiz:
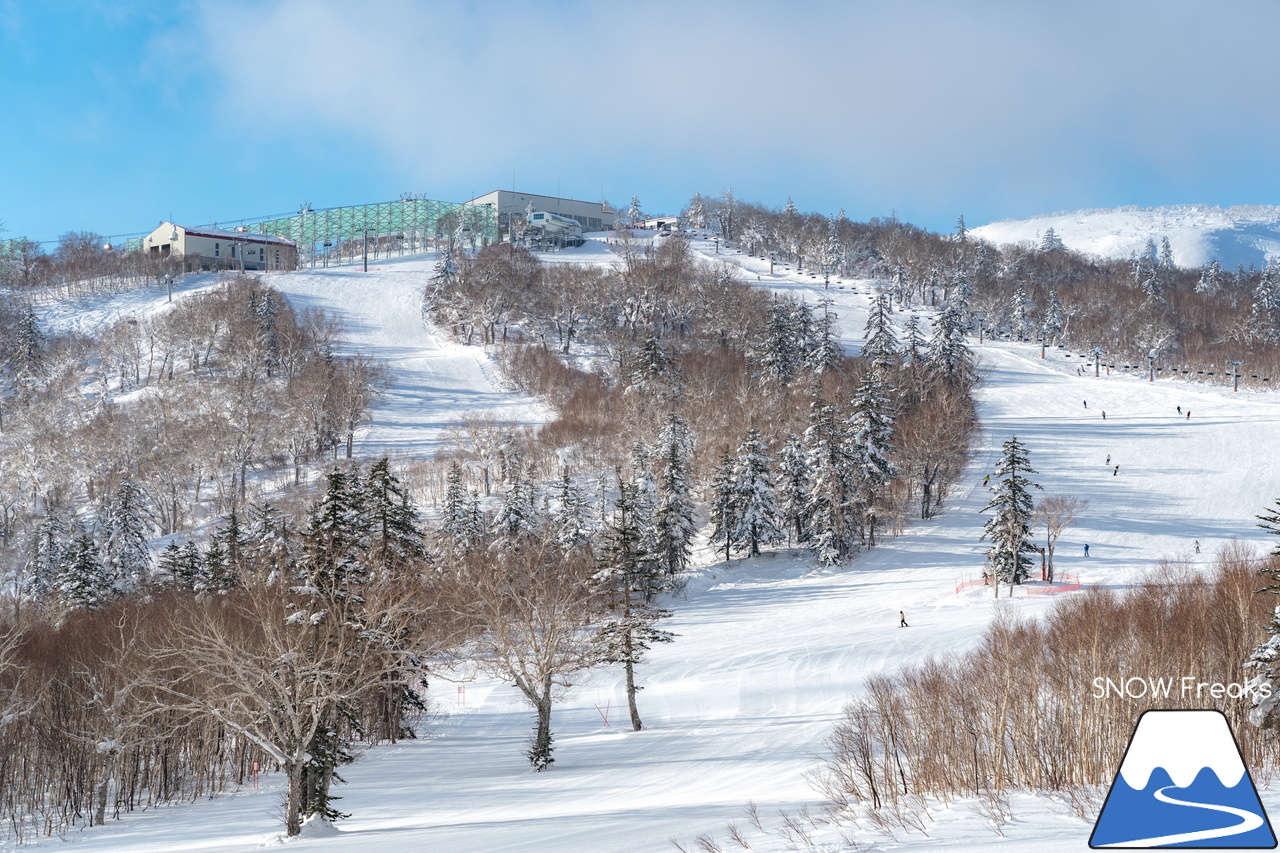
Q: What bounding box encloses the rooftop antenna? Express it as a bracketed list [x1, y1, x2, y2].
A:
[299, 201, 313, 214]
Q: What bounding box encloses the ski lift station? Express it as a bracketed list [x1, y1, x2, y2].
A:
[463, 189, 614, 242]
[140, 222, 297, 271]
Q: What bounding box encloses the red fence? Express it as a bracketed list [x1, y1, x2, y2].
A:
[955, 573, 1081, 596]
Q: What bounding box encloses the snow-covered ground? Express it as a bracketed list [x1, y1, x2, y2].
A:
[970, 204, 1280, 270]
[19, 237, 1280, 852]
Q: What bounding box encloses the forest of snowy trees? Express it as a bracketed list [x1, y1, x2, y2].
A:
[679, 191, 1280, 385]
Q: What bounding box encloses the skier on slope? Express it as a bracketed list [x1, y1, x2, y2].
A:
[1113, 465, 1119, 476]
[1084, 543, 1090, 557]
[899, 610, 909, 628]
[1106, 454, 1110, 466]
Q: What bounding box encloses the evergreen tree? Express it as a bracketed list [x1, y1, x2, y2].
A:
[685, 191, 706, 228]
[58, 534, 113, 610]
[731, 427, 783, 557]
[597, 478, 675, 731]
[708, 449, 739, 563]
[1039, 228, 1065, 252]
[890, 263, 911, 308]
[902, 315, 925, 368]
[778, 432, 811, 546]
[203, 538, 236, 592]
[26, 514, 66, 599]
[298, 468, 369, 608]
[862, 294, 898, 371]
[846, 370, 897, 547]
[247, 502, 295, 583]
[1009, 285, 1036, 339]
[805, 394, 856, 566]
[1197, 260, 1224, 297]
[100, 480, 150, 589]
[550, 472, 591, 551]
[956, 214, 968, 242]
[1253, 266, 1280, 340]
[925, 301, 973, 381]
[759, 300, 802, 384]
[806, 299, 844, 375]
[653, 413, 697, 576]
[1159, 236, 1175, 269]
[980, 436, 1041, 594]
[210, 508, 249, 587]
[1041, 289, 1066, 343]
[155, 541, 184, 589]
[821, 216, 843, 285]
[492, 462, 541, 543]
[630, 335, 673, 393]
[625, 195, 646, 227]
[14, 308, 44, 380]
[364, 457, 426, 574]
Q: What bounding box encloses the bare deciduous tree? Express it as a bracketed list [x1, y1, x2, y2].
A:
[1034, 495, 1087, 583]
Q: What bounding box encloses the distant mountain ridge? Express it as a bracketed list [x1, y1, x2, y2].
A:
[970, 204, 1280, 271]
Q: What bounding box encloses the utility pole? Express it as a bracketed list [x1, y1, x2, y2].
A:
[360, 228, 372, 272]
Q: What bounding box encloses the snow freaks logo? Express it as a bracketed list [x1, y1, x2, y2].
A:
[1090, 710, 1277, 849]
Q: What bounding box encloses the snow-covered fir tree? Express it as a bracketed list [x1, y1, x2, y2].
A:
[821, 216, 843, 284]
[708, 449, 739, 563]
[862, 294, 898, 371]
[100, 480, 150, 590]
[890, 264, 910, 308]
[758, 300, 803, 385]
[14, 307, 45, 380]
[806, 299, 844, 375]
[297, 468, 370, 609]
[846, 370, 897, 547]
[1009, 286, 1036, 340]
[980, 435, 1041, 594]
[1039, 228, 1065, 252]
[364, 457, 426, 574]
[628, 443, 661, 570]
[25, 513, 66, 599]
[804, 393, 855, 566]
[1253, 266, 1280, 340]
[778, 432, 811, 546]
[440, 461, 482, 554]
[731, 426, 783, 558]
[955, 214, 967, 242]
[247, 502, 295, 583]
[208, 508, 249, 589]
[925, 301, 972, 380]
[597, 478, 674, 732]
[684, 192, 706, 228]
[493, 462, 541, 543]
[902, 315, 925, 369]
[625, 195, 646, 227]
[653, 412, 697, 576]
[57, 534, 113, 610]
[1196, 259, 1224, 297]
[1159, 235, 1175, 269]
[1041, 289, 1066, 343]
[550, 471, 591, 552]
[630, 335, 673, 393]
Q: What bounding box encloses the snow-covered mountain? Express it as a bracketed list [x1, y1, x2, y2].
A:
[970, 205, 1280, 270]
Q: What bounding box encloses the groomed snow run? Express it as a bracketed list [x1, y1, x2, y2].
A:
[24, 238, 1280, 853]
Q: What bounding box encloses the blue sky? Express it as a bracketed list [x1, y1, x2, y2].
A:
[4, 0, 1280, 244]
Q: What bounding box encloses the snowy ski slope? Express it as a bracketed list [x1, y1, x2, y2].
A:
[21, 235, 1280, 852]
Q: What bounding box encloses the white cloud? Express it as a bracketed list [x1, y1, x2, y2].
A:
[189, 0, 1280, 221]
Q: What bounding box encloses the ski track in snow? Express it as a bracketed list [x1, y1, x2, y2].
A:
[25, 236, 1280, 853]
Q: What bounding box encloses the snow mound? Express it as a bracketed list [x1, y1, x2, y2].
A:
[970, 204, 1280, 270]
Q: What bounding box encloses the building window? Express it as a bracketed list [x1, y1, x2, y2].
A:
[214, 243, 220, 257]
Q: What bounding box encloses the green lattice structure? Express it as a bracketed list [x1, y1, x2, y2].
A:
[123, 197, 496, 256]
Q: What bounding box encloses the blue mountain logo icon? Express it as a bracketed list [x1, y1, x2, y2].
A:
[1090, 709, 1276, 848]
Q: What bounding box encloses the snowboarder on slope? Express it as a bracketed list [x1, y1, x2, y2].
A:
[1113, 465, 1119, 476]
[1083, 400, 1087, 408]
[983, 475, 990, 486]
[1177, 406, 1182, 414]
[1106, 454, 1110, 466]
[1102, 411, 1106, 419]
[1194, 540, 1201, 553]
[1187, 411, 1191, 419]
[1084, 544, 1090, 557]
[899, 610, 908, 627]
